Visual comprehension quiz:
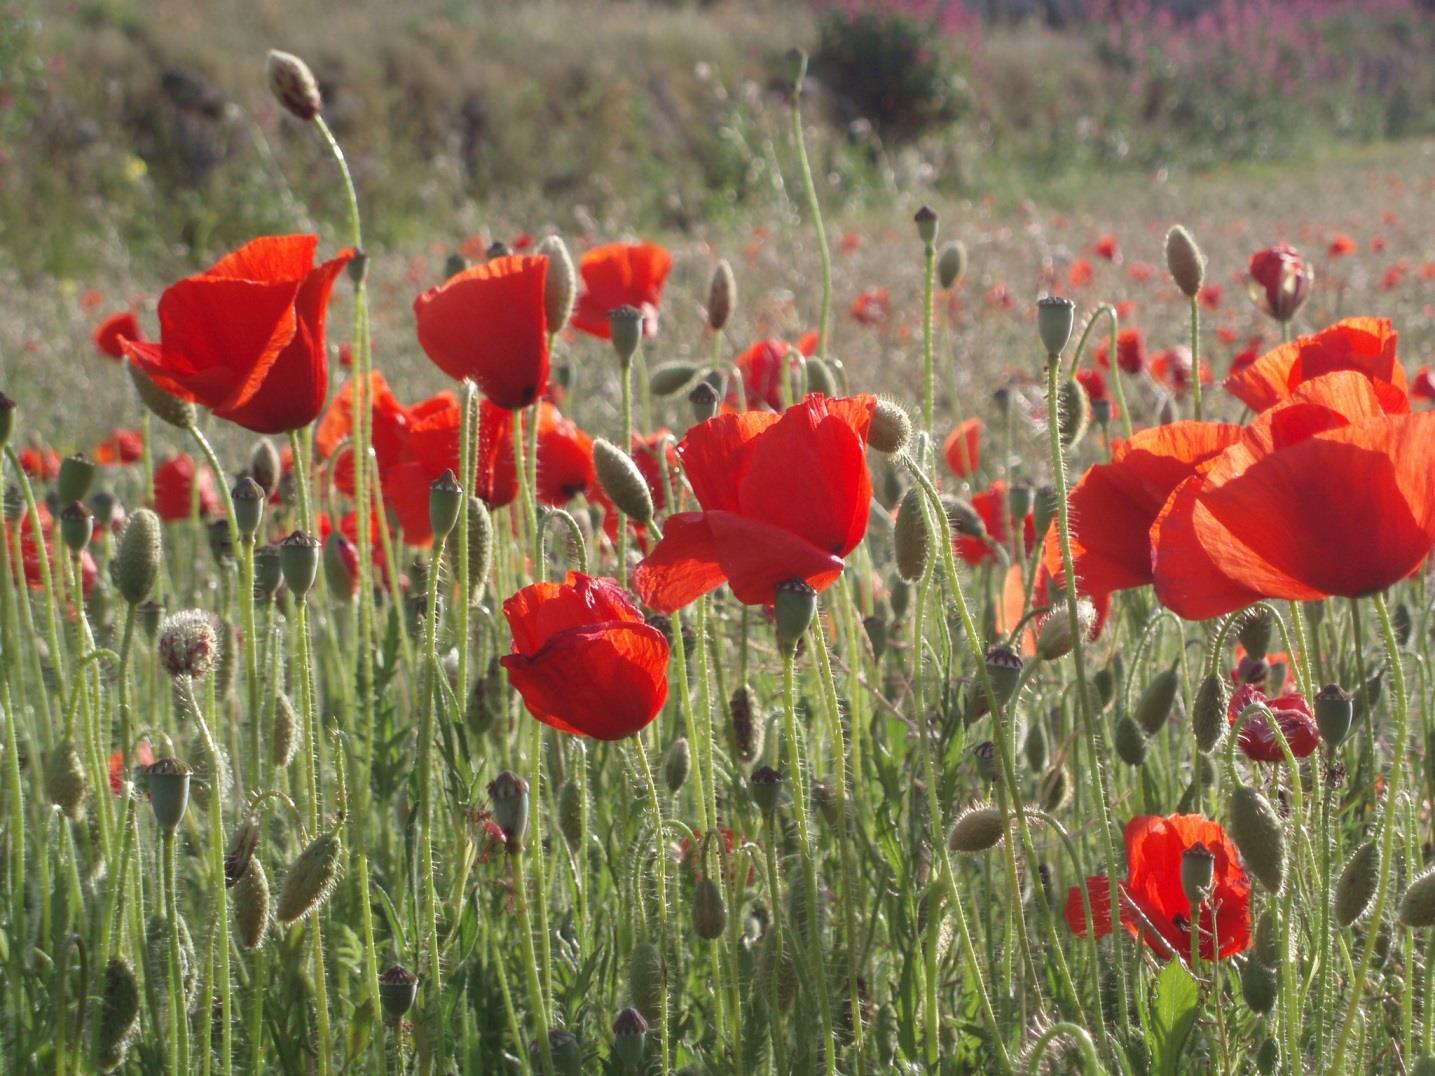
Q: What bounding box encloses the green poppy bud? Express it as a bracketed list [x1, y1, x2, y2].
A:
[948, 803, 1005, 853]
[894, 487, 930, 584]
[693, 876, 727, 940]
[1335, 839, 1379, 927]
[249, 438, 281, 497]
[1230, 784, 1285, 893]
[429, 468, 463, 542]
[938, 241, 967, 289]
[128, 361, 195, 429]
[663, 737, 690, 793]
[707, 259, 736, 331]
[275, 831, 344, 924]
[1192, 673, 1229, 754]
[536, 235, 576, 332]
[1314, 683, 1354, 748]
[1165, 225, 1206, 299]
[1134, 665, 1181, 736]
[649, 362, 701, 397]
[609, 305, 644, 368]
[1037, 296, 1076, 359]
[774, 578, 817, 656]
[147, 758, 192, 835]
[1241, 958, 1278, 1014]
[594, 439, 654, 525]
[278, 530, 320, 600]
[1398, 864, 1435, 928]
[1114, 716, 1148, 766]
[489, 770, 530, 850]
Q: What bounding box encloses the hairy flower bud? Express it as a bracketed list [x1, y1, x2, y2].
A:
[663, 737, 690, 793]
[128, 361, 195, 428]
[489, 770, 530, 850]
[649, 362, 701, 397]
[1314, 683, 1354, 749]
[948, 803, 1005, 853]
[233, 857, 270, 949]
[1335, 839, 1380, 927]
[938, 241, 967, 289]
[1165, 225, 1206, 298]
[1134, 666, 1181, 735]
[893, 487, 930, 584]
[276, 831, 344, 924]
[1398, 864, 1435, 928]
[1192, 673, 1229, 754]
[535, 235, 576, 332]
[693, 876, 727, 939]
[266, 49, 322, 121]
[250, 438, 281, 496]
[1230, 784, 1285, 893]
[707, 259, 736, 331]
[868, 399, 911, 455]
[594, 439, 654, 525]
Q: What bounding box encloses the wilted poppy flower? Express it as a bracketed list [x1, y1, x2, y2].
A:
[413, 254, 550, 409]
[94, 311, 145, 360]
[1224, 317, 1406, 414]
[942, 417, 982, 478]
[501, 572, 670, 739]
[1044, 422, 1241, 606]
[1227, 683, 1320, 762]
[94, 428, 144, 467]
[1066, 813, 1251, 963]
[1152, 370, 1435, 620]
[634, 394, 876, 612]
[153, 453, 220, 522]
[1249, 244, 1312, 322]
[571, 242, 673, 340]
[733, 340, 801, 410]
[125, 235, 355, 434]
[1094, 328, 1146, 375]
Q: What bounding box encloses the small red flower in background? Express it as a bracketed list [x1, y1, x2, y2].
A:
[1094, 327, 1146, 375]
[19, 447, 60, 482]
[501, 572, 670, 740]
[1149, 347, 1211, 395]
[955, 481, 1035, 567]
[413, 254, 550, 410]
[1248, 244, 1312, 322]
[634, 394, 876, 612]
[1227, 682, 1320, 762]
[1126, 262, 1156, 285]
[1328, 233, 1357, 258]
[1075, 368, 1118, 420]
[1224, 317, 1406, 414]
[850, 287, 891, 326]
[942, 417, 982, 478]
[1412, 366, 1435, 403]
[733, 340, 801, 411]
[1094, 234, 1120, 263]
[126, 235, 355, 434]
[94, 311, 145, 360]
[153, 453, 220, 522]
[94, 428, 144, 467]
[1066, 813, 1251, 963]
[680, 827, 758, 885]
[109, 740, 155, 794]
[1067, 258, 1094, 288]
[571, 241, 673, 340]
[1198, 284, 1223, 311]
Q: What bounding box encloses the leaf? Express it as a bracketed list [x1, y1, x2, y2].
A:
[1150, 958, 1199, 1076]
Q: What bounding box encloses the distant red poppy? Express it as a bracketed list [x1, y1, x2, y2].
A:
[850, 287, 891, 326]
[1328, 234, 1357, 258]
[153, 453, 220, 522]
[1150, 347, 1211, 395]
[1094, 327, 1146, 375]
[1413, 366, 1435, 403]
[94, 311, 145, 360]
[1067, 258, 1094, 288]
[1152, 370, 1435, 620]
[942, 417, 982, 478]
[733, 340, 800, 410]
[413, 254, 550, 409]
[1225, 317, 1407, 413]
[125, 235, 355, 434]
[634, 394, 876, 612]
[571, 242, 673, 340]
[19, 447, 60, 482]
[8, 504, 99, 597]
[955, 481, 1035, 567]
[1044, 422, 1242, 606]
[501, 572, 670, 739]
[109, 740, 155, 794]
[1198, 284, 1223, 311]
[1075, 368, 1118, 419]
[94, 428, 144, 467]
[315, 371, 418, 495]
[1066, 813, 1251, 963]
[1227, 683, 1320, 762]
[1248, 244, 1312, 322]
[1094, 234, 1120, 263]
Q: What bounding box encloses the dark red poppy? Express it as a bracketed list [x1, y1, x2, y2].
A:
[1152, 369, 1435, 620]
[470, 400, 595, 513]
[571, 242, 673, 340]
[1066, 813, 1251, 963]
[153, 453, 220, 522]
[1094, 328, 1146, 375]
[943, 417, 982, 479]
[413, 254, 550, 410]
[634, 394, 876, 612]
[1328, 234, 1357, 258]
[1249, 244, 1312, 322]
[501, 572, 670, 739]
[1224, 317, 1407, 414]
[1075, 368, 1118, 419]
[955, 481, 1034, 567]
[125, 235, 355, 434]
[94, 311, 144, 360]
[1094, 233, 1120, 262]
[1043, 422, 1241, 606]
[733, 340, 800, 411]
[94, 428, 144, 467]
[1198, 284, 1223, 311]
[1227, 683, 1320, 762]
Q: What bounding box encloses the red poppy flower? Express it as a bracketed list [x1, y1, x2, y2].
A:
[19, 448, 60, 482]
[571, 242, 673, 340]
[1150, 347, 1211, 395]
[1198, 284, 1223, 311]
[1248, 244, 1312, 322]
[7, 505, 99, 598]
[469, 400, 595, 514]
[733, 340, 800, 411]
[413, 254, 550, 410]
[1067, 258, 1094, 287]
[796, 331, 820, 357]
[850, 287, 891, 326]
[153, 453, 220, 522]
[1075, 368, 1119, 419]
[94, 428, 144, 467]
[1224, 317, 1407, 414]
[634, 394, 876, 612]
[1095, 233, 1120, 263]
[1094, 328, 1146, 375]
[501, 572, 670, 739]
[1066, 813, 1251, 963]
[1413, 366, 1435, 403]
[943, 417, 982, 478]
[955, 481, 1034, 567]
[1328, 234, 1357, 258]
[94, 311, 145, 360]
[125, 235, 355, 434]
[1152, 370, 1435, 620]
[1227, 683, 1320, 762]
[109, 740, 155, 794]
[1044, 422, 1241, 606]
[680, 827, 758, 885]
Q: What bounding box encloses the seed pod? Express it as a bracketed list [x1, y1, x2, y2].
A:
[663, 737, 690, 793]
[689, 380, 720, 423]
[913, 204, 939, 245]
[489, 771, 530, 850]
[233, 857, 270, 949]
[1229, 784, 1285, 893]
[594, 439, 654, 525]
[1024, 723, 1048, 773]
[894, 487, 930, 583]
[57, 453, 95, 504]
[1057, 377, 1090, 448]
[609, 305, 643, 368]
[948, 803, 1005, 853]
[59, 501, 93, 553]
[272, 695, 298, 767]
[429, 469, 463, 541]
[1037, 296, 1076, 358]
[693, 876, 727, 940]
[535, 235, 576, 332]
[707, 259, 737, 331]
[266, 49, 322, 120]
[1039, 765, 1071, 812]
[113, 508, 162, 605]
[1334, 839, 1379, 927]
[649, 362, 701, 397]
[279, 530, 321, 599]
[1314, 684, 1354, 748]
[128, 360, 195, 428]
[1192, 673, 1229, 754]
[1241, 957, 1278, 1014]
[378, 964, 419, 1020]
[774, 579, 817, 655]
[1114, 716, 1148, 766]
[1134, 666, 1181, 735]
[750, 765, 784, 817]
[612, 1006, 649, 1069]
[1398, 865, 1435, 928]
[276, 831, 344, 924]
[231, 475, 265, 541]
[984, 645, 1023, 709]
[629, 939, 665, 1023]
[45, 740, 88, 820]
[938, 240, 967, 289]
[1165, 225, 1206, 298]
[868, 399, 911, 455]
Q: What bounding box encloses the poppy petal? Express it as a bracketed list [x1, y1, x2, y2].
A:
[633, 513, 729, 614]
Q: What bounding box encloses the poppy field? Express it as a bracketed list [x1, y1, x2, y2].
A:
[8, 20, 1435, 1076]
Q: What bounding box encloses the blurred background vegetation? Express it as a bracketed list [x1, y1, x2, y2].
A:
[5, 0, 1435, 279]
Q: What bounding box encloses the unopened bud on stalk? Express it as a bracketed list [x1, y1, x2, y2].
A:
[46, 740, 89, 820]
[0, 392, 14, 449]
[1398, 865, 1435, 928]
[1039, 764, 1070, 811]
[774, 578, 817, 656]
[1032, 485, 1059, 541]
[207, 518, 235, 567]
[863, 615, 888, 660]
[938, 240, 967, 289]
[972, 741, 998, 783]
[888, 572, 910, 619]
[253, 544, 282, 602]
[612, 1007, 649, 1069]
[693, 876, 727, 939]
[1181, 842, 1215, 904]
[279, 530, 320, 599]
[138, 599, 164, 639]
[1134, 665, 1181, 735]
[1238, 608, 1273, 658]
[128, 362, 195, 428]
[1165, 225, 1206, 298]
[649, 362, 701, 397]
[58, 453, 95, 504]
[805, 356, 837, 396]
[750, 765, 784, 817]
[59, 501, 93, 553]
[1192, 673, 1229, 753]
[233, 858, 270, 950]
[1093, 665, 1116, 709]
[689, 380, 720, 423]
[429, 469, 463, 541]
[914, 205, 938, 245]
[594, 439, 654, 525]
[250, 438, 281, 496]
[948, 803, 1005, 853]
[1057, 377, 1090, 448]
[272, 694, 298, 767]
[1007, 481, 1034, 522]
[629, 939, 665, 1023]
[535, 235, 576, 332]
[729, 684, 764, 762]
[609, 306, 644, 368]
[893, 487, 930, 583]
[378, 965, 420, 1020]
[462, 495, 494, 599]
[1037, 296, 1076, 359]
[1229, 784, 1285, 893]
[708, 259, 736, 331]
[868, 399, 911, 454]
[266, 50, 323, 121]
[1335, 839, 1380, 927]
[1114, 716, 1148, 765]
[489, 770, 530, 850]
[146, 758, 192, 835]
[1036, 600, 1093, 662]
[158, 609, 218, 680]
[1242, 958, 1278, 1014]
[323, 531, 359, 601]
[1315, 683, 1354, 748]
[275, 831, 344, 924]
[231, 476, 264, 540]
[983, 645, 1024, 709]
[97, 955, 140, 1068]
[663, 737, 690, 793]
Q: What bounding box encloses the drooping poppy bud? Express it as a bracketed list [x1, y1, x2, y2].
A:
[1398, 865, 1435, 928]
[663, 737, 691, 793]
[233, 858, 270, 950]
[594, 439, 654, 525]
[629, 939, 665, 1023]
[1241, 958, 1278, 1014]
[279, 530, 321, 600]
[1114, 716, 1148, 766]
[266, 49, 322, 121]
[272, 694, 298, 767]
[868, 399, 911, 455]
[97, 955, 141, 1069]
[649, 362, 701, 397]
[1335, 839, 1379, 927]
[45, 740, 89, 820]
[1193, 673, 1229, 754]
[276, 831, 344, 924]
[1038, 764, 1070, 811]
[1037, 296, 1076, 359]
[893, 487, 930, 584]
[489, 770, 530, 850]
[1134, 666, 1181, 735]
[1229, 784, 1285, 893]
[128, 361, 195, 429]
[938, 241, 967, 290]
[730, 685, 764, 763]
[535, 235, 577, 332]
[1165, 225, 1206, 298]
[948, 803, 1005, 853]
[1057, 377, 1089, 448]
[693, 876, 727, 940]
[147, 757, 192, 835]
[707, 259, 736, 331]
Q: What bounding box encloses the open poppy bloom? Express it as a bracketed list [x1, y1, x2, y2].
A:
[955, 481, 1034, 567]
[6, 503, 98, 597]
[1227, 682, 1320, 762]
[125, 235, 355, 434]
[413, 254, 550, 410]
[1249, 244, 1312, 322]
[1224, 317, 1406, 414]
[571, 242, 673, 340]
[1043, 421, 1241, 607]
[1094, 328, 1146, 376]
[94, 428, 144, 467]
[94, 311, 145, 360]
[634, 393, 876, 613]
[943, 417, 982, 478]
[501, 572, 670, 739]
[1066, 813, 1251, 963]
[18, 447, 60, 482]
[153, 453, 220, 522]
[471, 399, 595, 511]
[733, 340, 801, 411]
[315, 371, 419, 496]
[1152, 369, 1435, 620]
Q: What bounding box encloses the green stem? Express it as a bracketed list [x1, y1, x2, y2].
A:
[416, 534, 446, 1071]
[1188, 296, 1203, 422]
[631, 735, 672, 1076]
[789, 58, 832, 360]
[921, 236, 937, 432]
